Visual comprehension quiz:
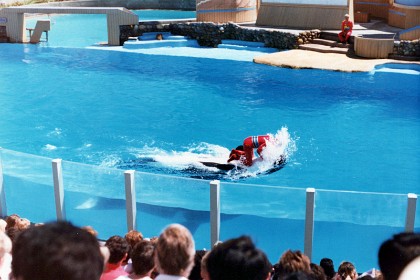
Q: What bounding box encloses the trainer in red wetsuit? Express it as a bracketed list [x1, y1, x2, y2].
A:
[338, 14, 353, 44]
[228, 135, 270, 166]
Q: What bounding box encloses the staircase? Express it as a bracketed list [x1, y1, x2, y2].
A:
[298, 32, 354, 55]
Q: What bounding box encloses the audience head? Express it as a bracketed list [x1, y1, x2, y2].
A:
[189, 250, 208, 280]
[155, 223, 195, 277]
[5, 214, 30, 231]
[206, 235, 272, 280]
[11, 221, 104, 280]
[273, 250, 311, 279]
[5, 214, 20, 231]
[131, 240, 155, 277]
[310, 263, 326, 280]
[82, 225, 98, 237]
[378, 232, 420, 280]
[105, 235, 129, 265]
[200, 250, 211, 280]
[398, 256, 420, 280]
[320, 258, 335, 279]
[336, 261, 357, 280]
[5, 227, 21, 243]
[125, 229, 144, 249]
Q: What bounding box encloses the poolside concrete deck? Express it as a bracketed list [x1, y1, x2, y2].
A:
[243, 20, 420, 72]
[253, 49, 419, 72]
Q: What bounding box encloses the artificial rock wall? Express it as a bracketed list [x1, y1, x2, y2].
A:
[120, 21, 419, 60]
[121, 21, 301, 49]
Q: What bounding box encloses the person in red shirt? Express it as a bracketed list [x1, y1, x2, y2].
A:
[338, 14, 353, 44]
[228, 135, 270, 166]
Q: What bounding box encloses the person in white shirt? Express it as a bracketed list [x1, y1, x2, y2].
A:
[154, 224, 195, 280]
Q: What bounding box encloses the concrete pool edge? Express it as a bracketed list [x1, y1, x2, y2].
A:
[253, 49, 420, 72]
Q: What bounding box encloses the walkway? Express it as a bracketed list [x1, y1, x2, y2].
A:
[253, 50, 414, 72]
[242, 20, 419, 72]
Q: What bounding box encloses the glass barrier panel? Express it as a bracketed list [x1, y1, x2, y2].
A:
[135, 172, 211, 250]
[61, 160, 126, 240]
[219, 182, 308, 263]
[315, 190, 408, 226]
[0, 148, 56, 222]
[313, 189, 408, 272]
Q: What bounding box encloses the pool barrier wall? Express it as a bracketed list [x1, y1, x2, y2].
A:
[0, 150, 418, 260]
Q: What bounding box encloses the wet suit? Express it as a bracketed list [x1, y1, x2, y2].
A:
[228, 135, 270, 166]
[338, 18, 353, 43]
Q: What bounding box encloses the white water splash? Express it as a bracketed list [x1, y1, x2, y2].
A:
[130, 127, 296, 179]
[229, 127, 296, 179]
[47, 128, 62, 137]
[99, 154, 122, 168]
[44, 144, 57, 151]
[134, 143, 230, 170]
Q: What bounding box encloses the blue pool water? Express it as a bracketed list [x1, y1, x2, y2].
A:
[1, 41, 418, 193]
[0, 10, 419, 271]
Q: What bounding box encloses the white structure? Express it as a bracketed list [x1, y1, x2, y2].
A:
[0, 7, 138, 45]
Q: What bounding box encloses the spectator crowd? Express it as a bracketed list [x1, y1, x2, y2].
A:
[0, 213, 418, 280]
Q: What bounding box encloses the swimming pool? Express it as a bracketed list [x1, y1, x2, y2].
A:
[0, 10, 419, 271]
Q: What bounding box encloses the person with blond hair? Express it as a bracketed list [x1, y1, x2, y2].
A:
[154, 224, 195, 280]
[338, 14, 353, 44]
[124, 230, 144, 273]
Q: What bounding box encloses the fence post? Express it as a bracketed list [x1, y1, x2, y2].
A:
[124, 170, 136, 232]
[52, 159, 65, 221]
[304, 188, 315, 260]
[0, 150, 7, 217]
[405, 193, 417, 232]
[210, 180, 220, 248]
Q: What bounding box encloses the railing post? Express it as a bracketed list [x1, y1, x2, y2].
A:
[52, 159, 65, 221]
[405, 193, 417, 232]
[0, 149, 7, 217]
[304, 188, 315, 260]
[124, 170, 136, 232]
[210, 180, 220, 248]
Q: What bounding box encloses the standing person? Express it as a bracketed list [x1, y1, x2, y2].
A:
[338, 14, 353, 44]
[228, 135, 270, 166]
[154, 224, 195, 280]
